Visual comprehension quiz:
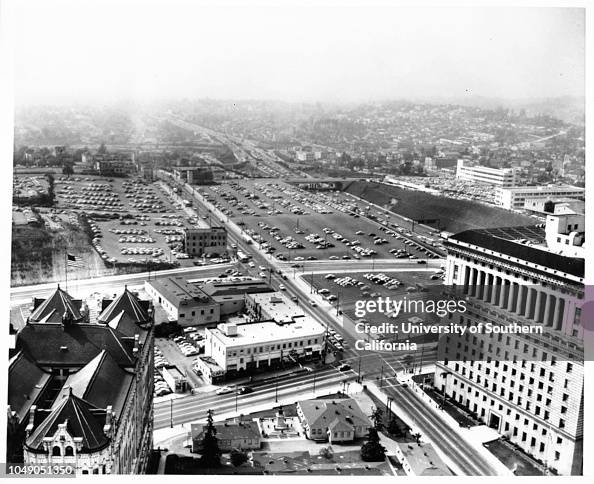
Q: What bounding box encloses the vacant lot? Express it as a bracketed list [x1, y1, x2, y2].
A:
[345, 181, 535, 233]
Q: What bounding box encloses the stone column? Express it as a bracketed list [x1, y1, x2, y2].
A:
[515, 285, 526, 315]
[468, 267, 476, 297]
[476, 270, 484, 300]
[543, 294, 555, 327]
[490, 276, 500, 305]
[499, 279, 509, 308]
[552, 296, 565, 331]
[507, 283, 518, 312]
[525, 288, 535, 320]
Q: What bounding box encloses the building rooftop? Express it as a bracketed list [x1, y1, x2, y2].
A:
[8, 351, 52, 422]
[147, 277, 213, 306]
[447, 225, 584, 279]
[397, 441, 453, 476]
[199, 279, 273, 299]
[249, 292, 305, 323]
[53, 350, 133, 417]
[15, 323, 137, 368]
[191, 420, 260, 443]
[210, 317, 325, 348]
[98, 288, 151, 327]
[30, 286, 83, 324]
[297, 398, 371, 432]
[25, 392, 109, 453]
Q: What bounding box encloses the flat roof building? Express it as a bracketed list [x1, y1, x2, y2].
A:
[144, 277, 220, 326]
[495, 185, 584, 210]
[204, 317, 325, 378]
[436, 212, 585, 475]
[456, 160, 517, 187]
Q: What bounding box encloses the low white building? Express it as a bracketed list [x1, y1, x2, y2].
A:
[495, 185, 584, 210]
[204, 317, 325, 375]
[456, 160, 517, 187]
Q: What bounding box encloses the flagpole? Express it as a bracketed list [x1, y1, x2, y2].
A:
[64, 251, 68, 292]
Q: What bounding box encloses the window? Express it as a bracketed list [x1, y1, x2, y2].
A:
[52, 446, 61, 456]
[65, 446, 74, 456]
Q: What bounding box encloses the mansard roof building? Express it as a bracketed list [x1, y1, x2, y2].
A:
[7, 285, 154, 475]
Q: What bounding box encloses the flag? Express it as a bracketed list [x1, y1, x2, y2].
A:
[67, 253, 84, 269]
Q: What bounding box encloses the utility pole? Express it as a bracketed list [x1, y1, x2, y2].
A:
[170, 398, 173, 428]
[275, 380, 279, 403]
[357, 356, 362, 383]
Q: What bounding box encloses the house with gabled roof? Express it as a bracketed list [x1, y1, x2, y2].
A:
[296, 398, 371, 443]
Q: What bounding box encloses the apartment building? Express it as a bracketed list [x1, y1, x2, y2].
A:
[435, 215, 584, 475]
[184, 226, 227, 257]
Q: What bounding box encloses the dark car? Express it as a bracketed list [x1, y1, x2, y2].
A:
[238, 386, 253, 395]
[339, 364, 351, 372]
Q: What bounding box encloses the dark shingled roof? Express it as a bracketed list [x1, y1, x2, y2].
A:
[15, 323, 135, 368]
[298, 399, 371, 431]
[448, 225, 584, 278]
[8, 351, 52, 422]
[53, 350, 133, 417]
[25, 392, 109, 452]
[97, 288, 150, 326]
[29, 286, 83, 323]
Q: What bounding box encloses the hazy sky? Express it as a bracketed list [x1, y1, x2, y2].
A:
[6, 0, 585, 105]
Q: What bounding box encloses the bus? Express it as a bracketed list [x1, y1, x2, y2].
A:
[237, 250, 251, 262]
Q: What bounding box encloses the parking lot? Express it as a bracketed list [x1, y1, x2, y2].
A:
[53, 175, 222, 266]
[196, 179, 440, 262]
[154, 331, 208, 397]
[308, 270, 445, 344]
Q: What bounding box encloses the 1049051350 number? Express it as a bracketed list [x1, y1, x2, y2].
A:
[3, 464, 75, 477]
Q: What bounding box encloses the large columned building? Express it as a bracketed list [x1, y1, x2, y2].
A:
[435, 214, 584, 475]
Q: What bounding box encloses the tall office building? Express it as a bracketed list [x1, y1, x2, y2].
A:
[435, 211, 584, 475]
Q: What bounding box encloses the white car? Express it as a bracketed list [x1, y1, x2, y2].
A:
[279, 284, 286, 291]
[216, 386, 234, 395]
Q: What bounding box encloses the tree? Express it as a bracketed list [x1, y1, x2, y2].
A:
[199, 410, 221, 468]
[98, 142, 107, 154]
[62, 164, 74, 176]
[370, 407, 384, 431]
[319, 446, 334, 459]
[230, 448, 248, 467]
[387, 418, 404, 438]
[360, 428, 386, 462]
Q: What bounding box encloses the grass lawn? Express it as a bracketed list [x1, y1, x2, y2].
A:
[483, 439, 547, 476]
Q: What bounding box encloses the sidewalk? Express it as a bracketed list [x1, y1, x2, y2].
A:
[390, 372, 511, 475]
